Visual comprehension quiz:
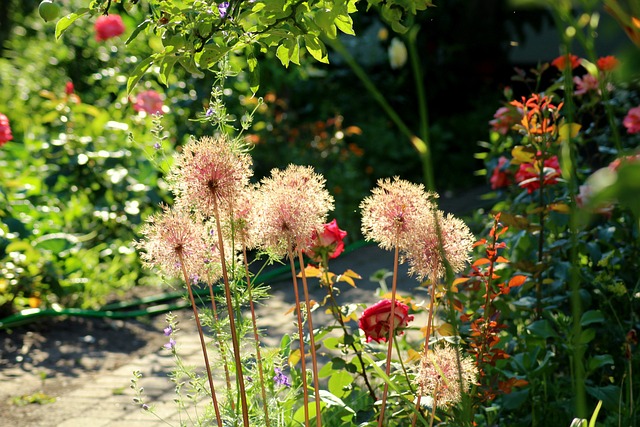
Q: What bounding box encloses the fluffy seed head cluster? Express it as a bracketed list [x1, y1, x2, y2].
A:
[405, 211, 475, 281]
[170, 135, 253, 217]
[416, 343, 478, 408]
[135, 206, 209, 279]
[361, 177, 473, 280]
[360, 177, 435, 250]
[222, 185, 261, 250]
[255, 165, 334, 258]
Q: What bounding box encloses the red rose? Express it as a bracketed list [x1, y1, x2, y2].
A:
[133, 90, 164, 115]
[490, 156, 512, 190]
[95, 15, 125, 42]
[65, 81, 75, 95]
[359, 299, 414, 343]
[515, 156, 561, 194]
[0, 113, 13, 146]
[305, 219, 347, 263]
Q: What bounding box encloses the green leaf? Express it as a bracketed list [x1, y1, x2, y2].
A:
[247, 50, 260, 94]
[125, 18, 151, 45]
[577, 328, 596, 345]
[55, 8, 90, 40]
[526, 319, 558, 339]
[335, 14, 355, 36]
[328, 371, 353, 398]
[581, 310, 605, 327]
[127, 56, 154, 94]
[588, 400, 603, 427]
[304, 34, 329, 63]
[587, 354, 613, 372]
[158, 55, 178, 86]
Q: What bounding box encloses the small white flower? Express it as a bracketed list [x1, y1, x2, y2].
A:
[388, 38, 408, 69]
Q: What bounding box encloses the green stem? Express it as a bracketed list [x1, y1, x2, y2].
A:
[405, 25, 435, 191]
[324, 36, 434, 190]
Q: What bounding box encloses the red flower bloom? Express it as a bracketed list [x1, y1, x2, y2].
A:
[95, 15, 125, 42]
[358, 299, 414, 343]
[551, 54, 581, 70]
[597, 55, 619, 72]
[133, 90, 164, 115]
[623, 106, 640, 134]
[305, 219, 347, 263]
[65, 81, 74, 95]
[515, 156, 561, 193]
[490, 156, 512, 190]
[0, 113, 13, 146]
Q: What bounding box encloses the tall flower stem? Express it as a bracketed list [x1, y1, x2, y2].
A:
[297, 249, 322, 427]
[177, 252, 222, 425]
[411, 279, 438, 427]
[212, 196, 250, 427]
[377, 243, 400, 427]
[242, 244, 270, 427]
[206, 275, 234, 409]
[288, 248, 310, 426]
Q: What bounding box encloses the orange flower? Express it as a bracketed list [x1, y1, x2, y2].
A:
[551, 54, 581, 70]
[597, 55, 620, 71]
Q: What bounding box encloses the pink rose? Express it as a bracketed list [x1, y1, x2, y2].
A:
[133, 90, 164, 115]
[95, 15, 125, 42]
[490, 156, 512, 190]
[623, 106, 640, 134]
[0, 113, 13, 146]
[515, 155, 561, 194]
[305, 219, 347, 263]
[489, 106, 517, 135]
[573, 74, 600, 96]
[358, 299, 414, 343]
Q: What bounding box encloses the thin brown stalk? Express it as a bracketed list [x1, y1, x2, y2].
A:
[288, 248, 311, 426]
[242, 244, 271, 427]
[377, 244, 400, 427]
[206, 275, 234, 410]
[411, 279, 438, 427]
[177, 252, 222, 426]
[297, 249, 322, 427]
[212, 196, 250, 427]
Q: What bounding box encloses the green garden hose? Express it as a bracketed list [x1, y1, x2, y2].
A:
[0, 240, 372, 330]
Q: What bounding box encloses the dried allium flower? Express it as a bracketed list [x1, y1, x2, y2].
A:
[170, 135, 253, 217]
[360, 177, 435, 251]
[404, 210, 474, 281]
[135, 205, 207, 279]
[255, 165, 334, 258]
[221, 185, 261, 251]
[415, 343, 478, 408]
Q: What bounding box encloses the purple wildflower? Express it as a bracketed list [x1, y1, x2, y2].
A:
[273, 367, 291, 387]
[164, 338, 176, 350]
[206, 107, 214, 117]
[163, 326, 172, 336]
[218, 2, 230, 18]
[153, 142, 161, 150]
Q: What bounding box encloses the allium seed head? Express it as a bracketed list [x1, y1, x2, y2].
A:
[360, 177, 436, 251]
[405, 211, 474, 281]
[255, 165, 334, 258]
[415, 343, 478, 409]
[170, 135, 253, 217]
[135, 205, 208, 279]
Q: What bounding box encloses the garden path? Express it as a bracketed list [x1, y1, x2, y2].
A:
[0, 186, 488, 427]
